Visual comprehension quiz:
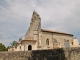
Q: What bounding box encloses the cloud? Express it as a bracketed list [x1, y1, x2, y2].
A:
[0, 0, 80, 46]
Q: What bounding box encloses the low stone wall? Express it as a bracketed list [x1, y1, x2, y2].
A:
[0, 47, 80, 60]
[0, 51, 31, 60]
[63, 47, 80, 60]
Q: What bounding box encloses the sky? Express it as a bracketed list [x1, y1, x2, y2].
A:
[0, 0, 80, 47]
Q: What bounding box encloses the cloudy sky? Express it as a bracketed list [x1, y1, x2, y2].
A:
[0, 0, 80, 47]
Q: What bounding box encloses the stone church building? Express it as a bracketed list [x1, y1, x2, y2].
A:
[8, 11, 79, 52]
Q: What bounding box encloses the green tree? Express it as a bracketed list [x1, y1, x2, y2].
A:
[10, 41, 18, 47]
[0, 43, 7, 51]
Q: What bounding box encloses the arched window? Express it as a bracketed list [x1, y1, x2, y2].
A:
[72, 42, 73, 45]
[20, 46, 21, 50]
[46, 38, 49, 45]
[53, 39, 58, 46]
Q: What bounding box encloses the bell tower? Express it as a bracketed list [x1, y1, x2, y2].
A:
[25, 11, 41, 48]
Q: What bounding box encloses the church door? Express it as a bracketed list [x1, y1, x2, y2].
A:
[28, 45, 32, 50]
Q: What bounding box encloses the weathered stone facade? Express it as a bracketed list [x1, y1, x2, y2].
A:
[8, 11, 79, 51]
[41, 30, 73, 49]
[1, 48, 80, 60]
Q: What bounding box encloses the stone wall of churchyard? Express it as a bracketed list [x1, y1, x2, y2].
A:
[0, 47, 80, 60]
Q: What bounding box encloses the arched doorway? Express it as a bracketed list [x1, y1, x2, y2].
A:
[28, 45, 32, 50]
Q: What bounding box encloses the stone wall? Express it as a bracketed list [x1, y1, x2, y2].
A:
[0, 47, 80, 60]
[25, 11, 41, 39]
[41, 31, 73, 49]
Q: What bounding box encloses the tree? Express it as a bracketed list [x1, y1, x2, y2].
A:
[0, 43, 7, 51]
[10, 41, 18, 47]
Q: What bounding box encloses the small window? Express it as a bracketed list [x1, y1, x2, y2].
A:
[72, 42, 73, 45]
[15, 47, 17, 49]
[20, 46, 21, 50]
[67, 40, 69, 42]
[46, 38, 49, 45]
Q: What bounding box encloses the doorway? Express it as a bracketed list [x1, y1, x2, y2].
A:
[28, 45, 32, 50]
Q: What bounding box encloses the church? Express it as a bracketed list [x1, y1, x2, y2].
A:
[8, 11, 79, 51]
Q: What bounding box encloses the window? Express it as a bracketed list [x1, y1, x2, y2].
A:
[20, 46, 21, 50]
[72, 42, 73, 45]
[67, 40, 69, 42]
[15, 47, 17, 49]
[46, 38, 49, 45]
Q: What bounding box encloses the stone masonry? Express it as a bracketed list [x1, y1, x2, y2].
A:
[8, 11, 80, 52]
[1, 47, 80, 60]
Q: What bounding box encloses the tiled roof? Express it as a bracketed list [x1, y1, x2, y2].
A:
[21, 37, 36, 42]
[26, 37, 34, 40]
[41, 29, 73, 36]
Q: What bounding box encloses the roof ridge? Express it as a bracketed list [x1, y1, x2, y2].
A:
[41, 29, 73, 36]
